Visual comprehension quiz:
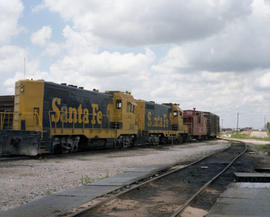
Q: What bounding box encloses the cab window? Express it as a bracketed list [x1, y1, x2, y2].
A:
[126, 102, 135, 113]
[131, 104, 135, 113]
[116, 100, 122, 109]
[173, 111, 178, 117]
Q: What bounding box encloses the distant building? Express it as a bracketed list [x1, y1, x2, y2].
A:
[240, 127, 252, 131]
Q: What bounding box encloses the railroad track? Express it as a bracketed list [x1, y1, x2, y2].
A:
[0, 156, 31, 162]
[0, 142, 182, 162]
[64, 141, 247, 217]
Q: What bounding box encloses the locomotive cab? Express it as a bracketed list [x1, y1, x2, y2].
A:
[168, 104, 184, 131]
[0, 80, 43, 155]
[105, 91, 138, 147]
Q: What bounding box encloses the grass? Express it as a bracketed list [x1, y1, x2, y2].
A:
[102, 173, 110, 179]
[80, 175, 92, 184]
[80, 173, 111, 185]
[254, 144, 270, 154]
[45, 189, 52, 195]
[231, 133, 270, 141]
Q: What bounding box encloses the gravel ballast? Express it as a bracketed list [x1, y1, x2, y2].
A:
[0, 140, 229, 211]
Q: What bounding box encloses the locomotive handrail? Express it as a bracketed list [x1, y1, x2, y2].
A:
[0, 111, 13, 130]
[0, 111, 42, 131]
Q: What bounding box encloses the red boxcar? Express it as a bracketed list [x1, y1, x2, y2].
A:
[183, 108, 207, 140]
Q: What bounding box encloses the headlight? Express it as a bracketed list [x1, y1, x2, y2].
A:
[19, 84, 24, 93]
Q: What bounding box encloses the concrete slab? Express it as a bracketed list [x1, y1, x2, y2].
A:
[88, 170, 152, 186]
[207, 182, 270, 217]
[127, 164, 169, 172]
[0, 185, 118, 217]
[234, 172, 270, 177]
[234, 172, 270, 182]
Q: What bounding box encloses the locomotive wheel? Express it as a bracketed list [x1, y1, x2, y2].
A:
[184, 135, 191, 143]
[122, 136, 130, 148]
[160, 137, 168, 145]
[52, 136, 81, 153]
[178, 135, 183, 144]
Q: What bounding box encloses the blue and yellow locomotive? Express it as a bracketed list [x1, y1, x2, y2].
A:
[0, 80, 190, 155]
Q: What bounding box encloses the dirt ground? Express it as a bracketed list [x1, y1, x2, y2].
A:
[228, 138, 270, 145]
[250, 131, 268, 138]
[82, 143, 253, 217]
[0, 140, 229, 211]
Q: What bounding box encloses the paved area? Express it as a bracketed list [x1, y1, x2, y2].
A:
[0, 162, 184, 217]
[0, 140, 229, 211]
[207, 182, 270, 217]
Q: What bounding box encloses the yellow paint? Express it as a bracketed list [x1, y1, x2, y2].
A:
[50, 98, 103, 127]
[135, 100, 145, 132]
[168, 103, 188, 134]
[136, 101, 188, 137]
[49, 90, 138, 140]
[13, 80, 44, 133]
[105, 91, 138, 133]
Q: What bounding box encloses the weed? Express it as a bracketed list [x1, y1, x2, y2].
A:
[45, 190, 52, 195]
[103, 173, 110, 179]
[254, 144, 270, 154]
[80, 175, 92, 184]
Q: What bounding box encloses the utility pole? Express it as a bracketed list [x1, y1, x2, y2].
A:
[221, 119, 223, 130]
[236, 112, 239, 132]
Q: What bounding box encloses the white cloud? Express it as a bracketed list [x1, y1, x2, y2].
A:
[0, 0, 24, 44]
[257, 71, 270, 88]
[42, 0, 252, 46]
[48, 45, 155, 91]
[43, 42, 63, 57]
[0, 46, 40, 93]
[153, 0, 270, 72]
[31, 26, 52, 46]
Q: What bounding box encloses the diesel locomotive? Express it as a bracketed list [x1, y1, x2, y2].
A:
[0, 80, 193, 156]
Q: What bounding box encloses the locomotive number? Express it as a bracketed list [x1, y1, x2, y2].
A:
[51, 97, 103, 126]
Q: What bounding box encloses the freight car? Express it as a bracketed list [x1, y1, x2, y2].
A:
[203, 112, 220, 138]
[183, 108, 207, 140]
[0, 80, 190, 156]
[183, 109, 220, 140]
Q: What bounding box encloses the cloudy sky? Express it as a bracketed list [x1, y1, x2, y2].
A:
[0, 0, 269, 129]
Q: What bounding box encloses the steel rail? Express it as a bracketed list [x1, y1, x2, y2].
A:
[170, 141, 247, 217]
[0, 156, 31, 162]
[67, 142, 233, 217]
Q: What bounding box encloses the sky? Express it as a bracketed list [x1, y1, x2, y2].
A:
[0, 0, 269, 129]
